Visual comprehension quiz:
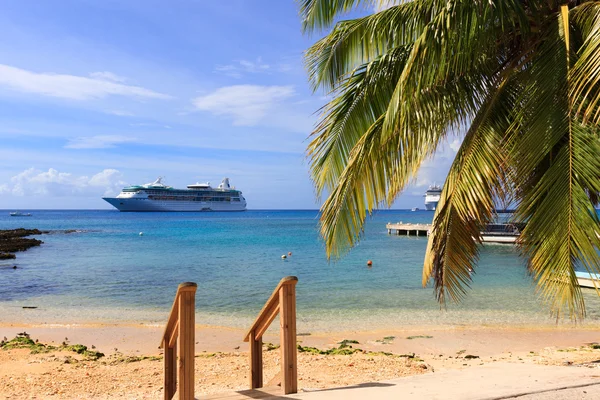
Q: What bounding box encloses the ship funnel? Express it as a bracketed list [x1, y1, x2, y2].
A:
[218, 178, 230, 189]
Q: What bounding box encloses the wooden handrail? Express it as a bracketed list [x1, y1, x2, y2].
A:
[160, 282, 197, 400]
[243, 276, 298, 395]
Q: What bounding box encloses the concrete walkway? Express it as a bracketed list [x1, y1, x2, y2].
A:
[283, 362, 600, 400]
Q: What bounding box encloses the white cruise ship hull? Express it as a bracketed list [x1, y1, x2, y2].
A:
[103, 197, 246, 212]
[424, 201, 438, 211]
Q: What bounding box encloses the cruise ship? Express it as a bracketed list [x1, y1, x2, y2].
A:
[424, 185, 442, 211]
[103, 177, 247, 212]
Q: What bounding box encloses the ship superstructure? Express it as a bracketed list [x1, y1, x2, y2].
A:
[424, 185, 442, 211]
[103, 177, 246, 212]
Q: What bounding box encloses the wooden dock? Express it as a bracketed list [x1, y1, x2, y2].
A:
[386, 222, 521, 243]
[386, 222, 431, 236]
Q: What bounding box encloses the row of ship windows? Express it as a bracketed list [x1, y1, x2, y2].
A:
[142, 190, 240, 196]
[147, 195, 241, 202]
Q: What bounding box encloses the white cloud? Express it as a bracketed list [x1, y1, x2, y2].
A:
[448, 138, 462, 153]
[214, 58, 291, 78]
[192, 85, 295, 126]
[129, 122, 172, 129]
[215, 58, 270, 78]
[65, 135, 135, 149]
[89, 71, 128, 83]
[374, 0, 402, 12]
[6, 168, 126, 197]
[104, 109, 135, 117]
[214, 64, 242, 79]
[0, 64, 172, 101]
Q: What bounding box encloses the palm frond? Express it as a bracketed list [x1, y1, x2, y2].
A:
[308, 45, 412, 196]
[383, 0, 530, 137]
[571, 2, 600, 124]
[304, 2, 429, 91]
[299, 0, 392, 33]
[512, 10, 600, 318]
[301, 0, 600, 317]
[423, 77, 515, 304]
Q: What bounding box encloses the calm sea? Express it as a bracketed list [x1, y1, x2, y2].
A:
[1, 210, 599, 331]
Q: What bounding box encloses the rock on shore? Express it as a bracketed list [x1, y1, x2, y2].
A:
[0, 228, 45, 259]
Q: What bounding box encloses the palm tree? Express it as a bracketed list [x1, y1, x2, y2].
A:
[300, 0, 600, 318]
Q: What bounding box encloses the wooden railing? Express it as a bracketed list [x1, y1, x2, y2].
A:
[159, 282, 197, 400]
[243, 276, 298, 395]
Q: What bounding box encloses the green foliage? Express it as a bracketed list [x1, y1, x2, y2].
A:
[63, 344, 104, 360]
[263, 342, 280, 351]
[406, 335, 433, 340]
[298, 343, 362, 355]
[1, 332, 36, 349]
[375, 336, 395, 344]
[337, 339, 360, 348]
[109, 355, 162, 364]
[0, 333, 103, 360]
[301, 0, 600, 318]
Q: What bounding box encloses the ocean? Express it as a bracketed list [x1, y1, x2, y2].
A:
[1, 210, 599, 332]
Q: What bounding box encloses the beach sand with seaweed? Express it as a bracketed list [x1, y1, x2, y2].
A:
[1, 323, 600, 398]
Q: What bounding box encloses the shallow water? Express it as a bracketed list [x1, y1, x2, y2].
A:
[1, 210, 599, 331]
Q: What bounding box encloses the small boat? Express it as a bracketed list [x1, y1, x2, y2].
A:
[575, 271, 600, 289]
[9, 211, 32, 217]
[411, 207, 420, 212]
[480, 223, 523, 244]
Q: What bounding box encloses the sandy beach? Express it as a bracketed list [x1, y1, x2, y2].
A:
[2, 322, 600, 399]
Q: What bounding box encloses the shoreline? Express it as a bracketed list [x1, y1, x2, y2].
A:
[2, 321, 600, 357]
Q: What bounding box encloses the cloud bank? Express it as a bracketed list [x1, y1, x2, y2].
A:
[192, 85, 295, 126]
[0, 64, 172, 101]
[65, 135, 136, 149]
[0, 168, 126, 197]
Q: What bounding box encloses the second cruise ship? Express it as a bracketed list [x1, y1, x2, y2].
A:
[103, 177, 247, 212]
[424, 185, 442, 211]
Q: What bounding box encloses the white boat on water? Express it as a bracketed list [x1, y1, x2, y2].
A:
[575, 271, 600, 289]
[9, 211, 32, 217]
[480, 223, 522, 244]
[103, 177, 247, 212]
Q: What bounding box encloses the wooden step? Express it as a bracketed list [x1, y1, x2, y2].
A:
[200, 386, 285, 400]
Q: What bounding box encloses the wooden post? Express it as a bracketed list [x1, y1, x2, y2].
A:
[249, 331, 263, 389]
[164, 339, 177, 400]
[279, 283, 297, 395]
[178, 287, 196, 400]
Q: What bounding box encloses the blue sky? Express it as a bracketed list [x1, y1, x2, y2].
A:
[0, 0, 458, 209]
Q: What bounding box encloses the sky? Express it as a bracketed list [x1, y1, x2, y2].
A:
[0, 0, 460, 210]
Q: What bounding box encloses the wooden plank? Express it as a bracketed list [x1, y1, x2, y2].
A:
[243, 276, 298, 342]
[178, 287, 196, 400]
[160, 282, 196, 348]
[279, 283, 297, 395]
[168, 321, 179, 349]
[253, 301, 279, 340]
[164, 340, 177, 400]
[160, 296, 179, 349]
[249, 331, 263, 389]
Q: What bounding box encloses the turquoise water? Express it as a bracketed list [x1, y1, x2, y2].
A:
[1, 210, 599, 331]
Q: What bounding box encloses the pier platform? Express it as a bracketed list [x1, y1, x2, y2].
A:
[386, 222, 520, 243]
[386, 222, 431, 236]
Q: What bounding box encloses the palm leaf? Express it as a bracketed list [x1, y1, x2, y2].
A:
[424, 76, 515, 304]
[511, 9, 600, 318]
[571, 2, 600, 124]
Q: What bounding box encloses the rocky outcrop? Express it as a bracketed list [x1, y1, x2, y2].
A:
[0, 229, 44, 260]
